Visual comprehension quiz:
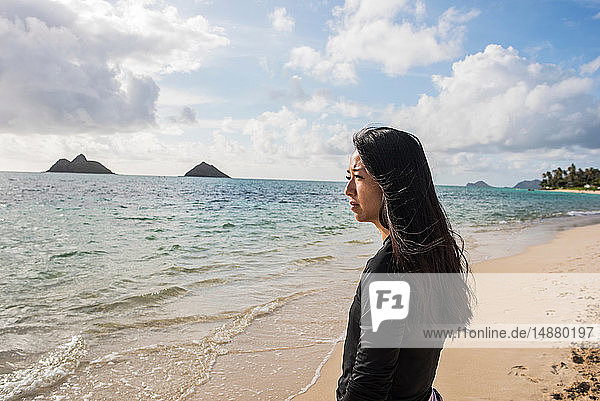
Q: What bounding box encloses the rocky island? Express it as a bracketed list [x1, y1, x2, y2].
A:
[184, 162, 230, 178]
[513, 179, 541, 189]
[46, 154, 114, 174]
[466, 180, 493, 188]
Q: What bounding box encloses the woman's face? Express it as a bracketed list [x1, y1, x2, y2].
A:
[345, 149, 383, 224]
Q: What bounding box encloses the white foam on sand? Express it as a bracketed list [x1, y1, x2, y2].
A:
[0, 334, 86, 401]
[567, 210, 600, 216]
[285, 334, 345, 401]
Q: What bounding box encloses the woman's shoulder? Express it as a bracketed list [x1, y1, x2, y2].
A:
[364, 236, 395, 274]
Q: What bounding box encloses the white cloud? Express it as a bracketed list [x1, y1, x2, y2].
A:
[0, 108, 354, 178]
[293, 91, 331, 113]
[286, 44, 346, 85]
[291, 90, 373, 118]
[2, 128, 597, 184]
[581, 55, 600, 75]
[287, 46, 357, 83]
[242, 107, 354, 160]
[158, 87, 216, 107]
[0, 0, 228, 135]
[213, 116, 245, 135]
[242, 107, 308, 157]
[269, 7, 295, 32]
[168, 107, 197, 125]
[0, 132, 167, 171]
[594, 11, 600, 20]
[332, 97, 373, 118]
[57, 0, 229, 76]
[286, 0, 479, 83]
[415, 0, 426, 20]
[0, 129, 239, 176]
[426, 146, 600, 186]
[390, 44, 600, 153]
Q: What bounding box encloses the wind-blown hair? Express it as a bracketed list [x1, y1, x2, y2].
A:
[353, 126, 472, 325]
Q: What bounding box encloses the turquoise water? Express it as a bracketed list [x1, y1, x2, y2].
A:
[2, 172, 600, 400]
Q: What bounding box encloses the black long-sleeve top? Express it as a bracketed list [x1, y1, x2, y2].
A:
[336, 235, 442, 401]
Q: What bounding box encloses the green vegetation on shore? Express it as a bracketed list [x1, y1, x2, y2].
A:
[541, 164, 600, 189]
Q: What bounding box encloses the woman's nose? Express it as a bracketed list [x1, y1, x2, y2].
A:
[345, 178, 355, 196]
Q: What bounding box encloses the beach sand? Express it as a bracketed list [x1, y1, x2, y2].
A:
[542, 189, 600, 195]
[293, 223, 600, 401]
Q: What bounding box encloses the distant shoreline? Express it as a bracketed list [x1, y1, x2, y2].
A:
[542, 188, 600, 195]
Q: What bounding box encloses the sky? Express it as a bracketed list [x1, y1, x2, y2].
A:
[1, 0, 599, 186]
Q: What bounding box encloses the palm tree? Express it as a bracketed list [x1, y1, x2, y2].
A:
[577, 168, 585, 185]
[567, 163, 577, 186]
[541, 165, 600, 189]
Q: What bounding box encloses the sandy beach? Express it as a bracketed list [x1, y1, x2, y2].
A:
[542, 189, 600, 195]
[293, 223, 600, 401]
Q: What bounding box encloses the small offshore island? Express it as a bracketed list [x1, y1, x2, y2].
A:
[44, 156, 231, 178]
[184, 162, 230, 178]
[46, 154, 114, 174]
[466, 180, 493, 188]
[465, 180, 541, 189]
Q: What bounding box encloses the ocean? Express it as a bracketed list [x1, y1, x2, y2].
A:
[2, 172, 600, 400]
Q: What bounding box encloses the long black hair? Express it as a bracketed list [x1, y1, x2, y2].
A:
[353, 126, 472, 325]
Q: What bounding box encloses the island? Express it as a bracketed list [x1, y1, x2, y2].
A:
[513, 179, 541, 190]
[466, 180, 493, 188]
[184, 162, 230, 178]
[46, 154, 114, 174]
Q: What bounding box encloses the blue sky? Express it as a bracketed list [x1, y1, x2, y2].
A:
[1, 0, 599, 186]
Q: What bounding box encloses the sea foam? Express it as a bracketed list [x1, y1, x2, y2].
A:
[0, 334, 86, 401]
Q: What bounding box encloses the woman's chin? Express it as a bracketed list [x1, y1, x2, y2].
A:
[353, 213, 367, 222]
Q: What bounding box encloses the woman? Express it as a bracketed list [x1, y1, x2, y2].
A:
[336, 127, 471, 401]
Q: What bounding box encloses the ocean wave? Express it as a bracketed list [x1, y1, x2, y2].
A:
[88, 310, 238, 333]
[244, 248, 280, 256]
[0, 334, 86, 401]
[293, 255, 335, 265]
[158, 244, 181, 252]
[49, 250, 108, 260]
[165, 264, 241, 275]
[125, 286, 188, 302]
[0, 324, 53, 336]
[344, 239, 374, 245]
[154, 289, 320, 385]
[81, 289, 322, 399]
[566, 210, 600, 216]
[115, 216, 158, 221]
[70, 286, 189, 313]
[188, 277, 229, 288]
[315, 225, 346, 233]
[140, 245, 183, 260]
[242, 220, 277, 227]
